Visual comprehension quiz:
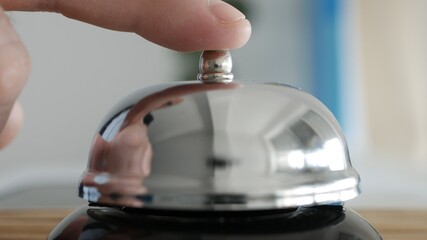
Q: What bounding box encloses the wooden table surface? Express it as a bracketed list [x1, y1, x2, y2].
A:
[1, 208, 426, 240]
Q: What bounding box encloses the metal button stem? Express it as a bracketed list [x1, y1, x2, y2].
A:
[197, 50, 234, 83]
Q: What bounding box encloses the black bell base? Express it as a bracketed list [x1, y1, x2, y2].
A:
[49, 204, 382, 239]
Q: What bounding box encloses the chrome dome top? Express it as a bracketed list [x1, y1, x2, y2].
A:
[79, 51, 360, 210]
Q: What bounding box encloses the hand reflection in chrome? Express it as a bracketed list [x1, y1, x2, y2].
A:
[80, 83, 240, 207]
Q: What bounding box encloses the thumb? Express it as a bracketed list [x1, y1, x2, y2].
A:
[0, 102, 24, 149]
[0, 5, 30, 149]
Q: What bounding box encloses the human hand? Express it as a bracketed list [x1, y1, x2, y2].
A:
[0, 5, 29, 148]
[0, 0, 251, 148]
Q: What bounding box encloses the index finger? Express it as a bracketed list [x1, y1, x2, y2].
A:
[0, 0, 252, 52]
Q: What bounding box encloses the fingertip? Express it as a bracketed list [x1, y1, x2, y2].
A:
[135, 0, 252, 52]
[209, 18, 252, 51]
[206, 0, 252, 49]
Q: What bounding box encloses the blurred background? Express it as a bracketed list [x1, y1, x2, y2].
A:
[1, 0, 427, 209]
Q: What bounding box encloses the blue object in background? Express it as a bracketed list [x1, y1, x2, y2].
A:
[311, 0, 342, 123]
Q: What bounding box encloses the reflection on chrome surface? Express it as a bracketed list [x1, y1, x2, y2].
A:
[48, 204, 382, 240]
[79, 81, 360, 210]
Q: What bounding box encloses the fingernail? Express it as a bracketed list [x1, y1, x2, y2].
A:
[208, 0, 246, 23]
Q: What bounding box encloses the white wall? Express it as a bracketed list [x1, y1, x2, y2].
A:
[347, 0, 427, 209]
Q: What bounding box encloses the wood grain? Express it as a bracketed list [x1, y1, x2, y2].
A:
[0, 209, 426, 239]
[0, 209, 72, 240]
[358, 209, 427, 240]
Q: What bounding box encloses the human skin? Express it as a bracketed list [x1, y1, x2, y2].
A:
[0, 0, 252, 148]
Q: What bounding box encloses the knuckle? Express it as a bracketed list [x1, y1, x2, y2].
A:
[0, 42, 31, 103]
[40, 0, 58, 12]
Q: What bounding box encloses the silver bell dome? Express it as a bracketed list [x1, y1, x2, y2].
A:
[79, 51, 360, 210]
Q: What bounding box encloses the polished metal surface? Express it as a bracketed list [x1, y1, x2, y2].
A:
[79, 81, 360, 210]
[197, 50, 234, 83]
